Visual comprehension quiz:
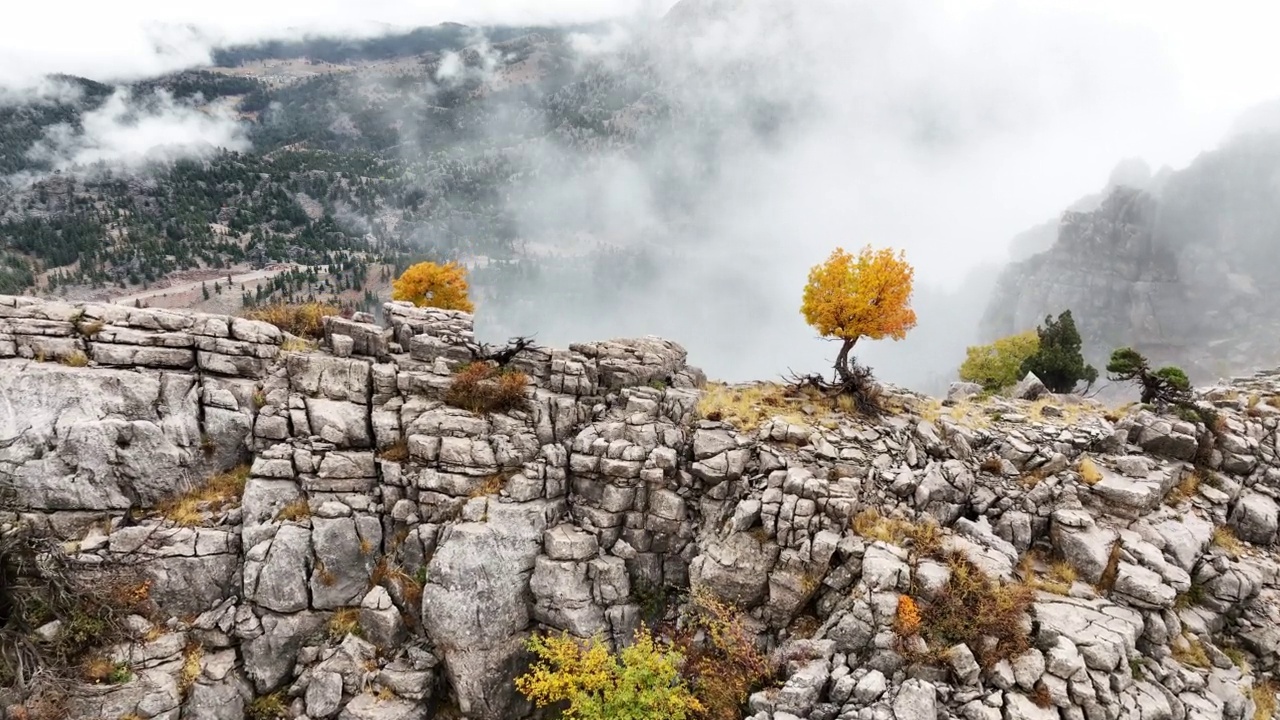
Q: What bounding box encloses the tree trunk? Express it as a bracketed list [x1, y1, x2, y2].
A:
[834, 336, 858, 382]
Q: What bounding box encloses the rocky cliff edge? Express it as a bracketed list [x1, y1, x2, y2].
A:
[1, 295, 1279, 720]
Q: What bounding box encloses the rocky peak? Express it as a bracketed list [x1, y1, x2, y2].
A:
[3, 295, 1280, 720]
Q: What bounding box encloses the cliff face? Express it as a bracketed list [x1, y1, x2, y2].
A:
[3, 295, 1280, 720]
[982, 134, 1280, 382]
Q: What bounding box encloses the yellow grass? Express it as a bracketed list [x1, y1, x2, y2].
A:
[697, 382, 806, 430]
[1020, 551, 1077, 596]
[850, 509, 942, 556]
[1077, 456, 1103, 486]
[1252, 680, 1278, 720]
[156, 465, 250, 526]
[1171, 634, 1211, 668]
[328, 608, 362, 641]
[1212, 526, 1244, 558]
[918, 398, 992, 429]
[1165, 470, 1202, 506]
[275, 498, 312, 522]
[179, 643, 203, 694]
[243, 301, 340, 340]
[281, 336, 319, 353]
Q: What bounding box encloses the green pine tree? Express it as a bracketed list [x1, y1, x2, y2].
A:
[1020, 310, 1098, 393]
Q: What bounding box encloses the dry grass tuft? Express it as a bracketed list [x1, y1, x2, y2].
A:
[697, 382, 796, 430]
[371, 556, 424, 610]
[1212, 526, 1244, 558]
[281, 336, 318, 353]
[1097, 540, 1123, 593]
[978, 456, 1005, 475]
[315, 562, 337, 587]
[243, 301, 340, 340]
[851, 509, 943, 557]
[378, 440, 409, 462]
[1018, 551, 1077, 596]
[156, 465, 250, 526]
[445, 363, 529, 415]
[327, 608, 362, 641]
[1165, 469, 1202, 506]
[1018, 468, 1049, 489]
[275, 498, 311, 523]
[61, 350, 89, 367]
[178, 643, 203, 695]
[82, 657, 132, 685]
[469, 474, 507, 499]
[247, 692, 288, 720]
[1252, 679, 1278, 720]
[918, 398, 992, 429]
[1171, 634, 1211, 668]
[1077, 456, 1103, 486]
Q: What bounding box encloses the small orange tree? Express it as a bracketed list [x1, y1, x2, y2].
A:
[392, 261, 475, 312]
[801, 246, 917, 382]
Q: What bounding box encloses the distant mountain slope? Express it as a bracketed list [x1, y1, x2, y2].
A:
[982, 132, 1280, 381]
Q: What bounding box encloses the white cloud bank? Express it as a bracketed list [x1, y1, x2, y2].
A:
[25, 89, 250, 172]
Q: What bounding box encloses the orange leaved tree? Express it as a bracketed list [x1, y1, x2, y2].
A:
[392, 261, 475, 312]
[801, 246, 917, 382]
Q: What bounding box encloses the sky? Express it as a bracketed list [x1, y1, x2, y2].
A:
[1, 1, 1276, 113]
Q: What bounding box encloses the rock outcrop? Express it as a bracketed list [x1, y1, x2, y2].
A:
[3, 294, 1280, 720]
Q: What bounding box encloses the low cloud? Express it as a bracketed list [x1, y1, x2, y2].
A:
[25, 88, 250, 172]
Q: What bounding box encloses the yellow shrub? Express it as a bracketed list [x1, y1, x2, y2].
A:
[516, 629, 704, 720]
[958, 331, 1039, 392]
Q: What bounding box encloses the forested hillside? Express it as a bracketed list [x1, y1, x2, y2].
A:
[0, 23, 702, 318]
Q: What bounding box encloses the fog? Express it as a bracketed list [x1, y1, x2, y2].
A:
[8, 0, 1280, 389]
[24, 88, 251, 172]
[462, 0, 1279, 389]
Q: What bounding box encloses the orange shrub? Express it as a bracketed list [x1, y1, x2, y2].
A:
[392, 261, 474, 312]
[444, 363, 528, 414]
[894, 595, 922, 636]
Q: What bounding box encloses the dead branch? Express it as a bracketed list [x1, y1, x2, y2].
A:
[463, 336, 537, 367]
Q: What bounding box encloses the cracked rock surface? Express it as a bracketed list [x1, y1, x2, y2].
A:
[3, 295, 1280, 720]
